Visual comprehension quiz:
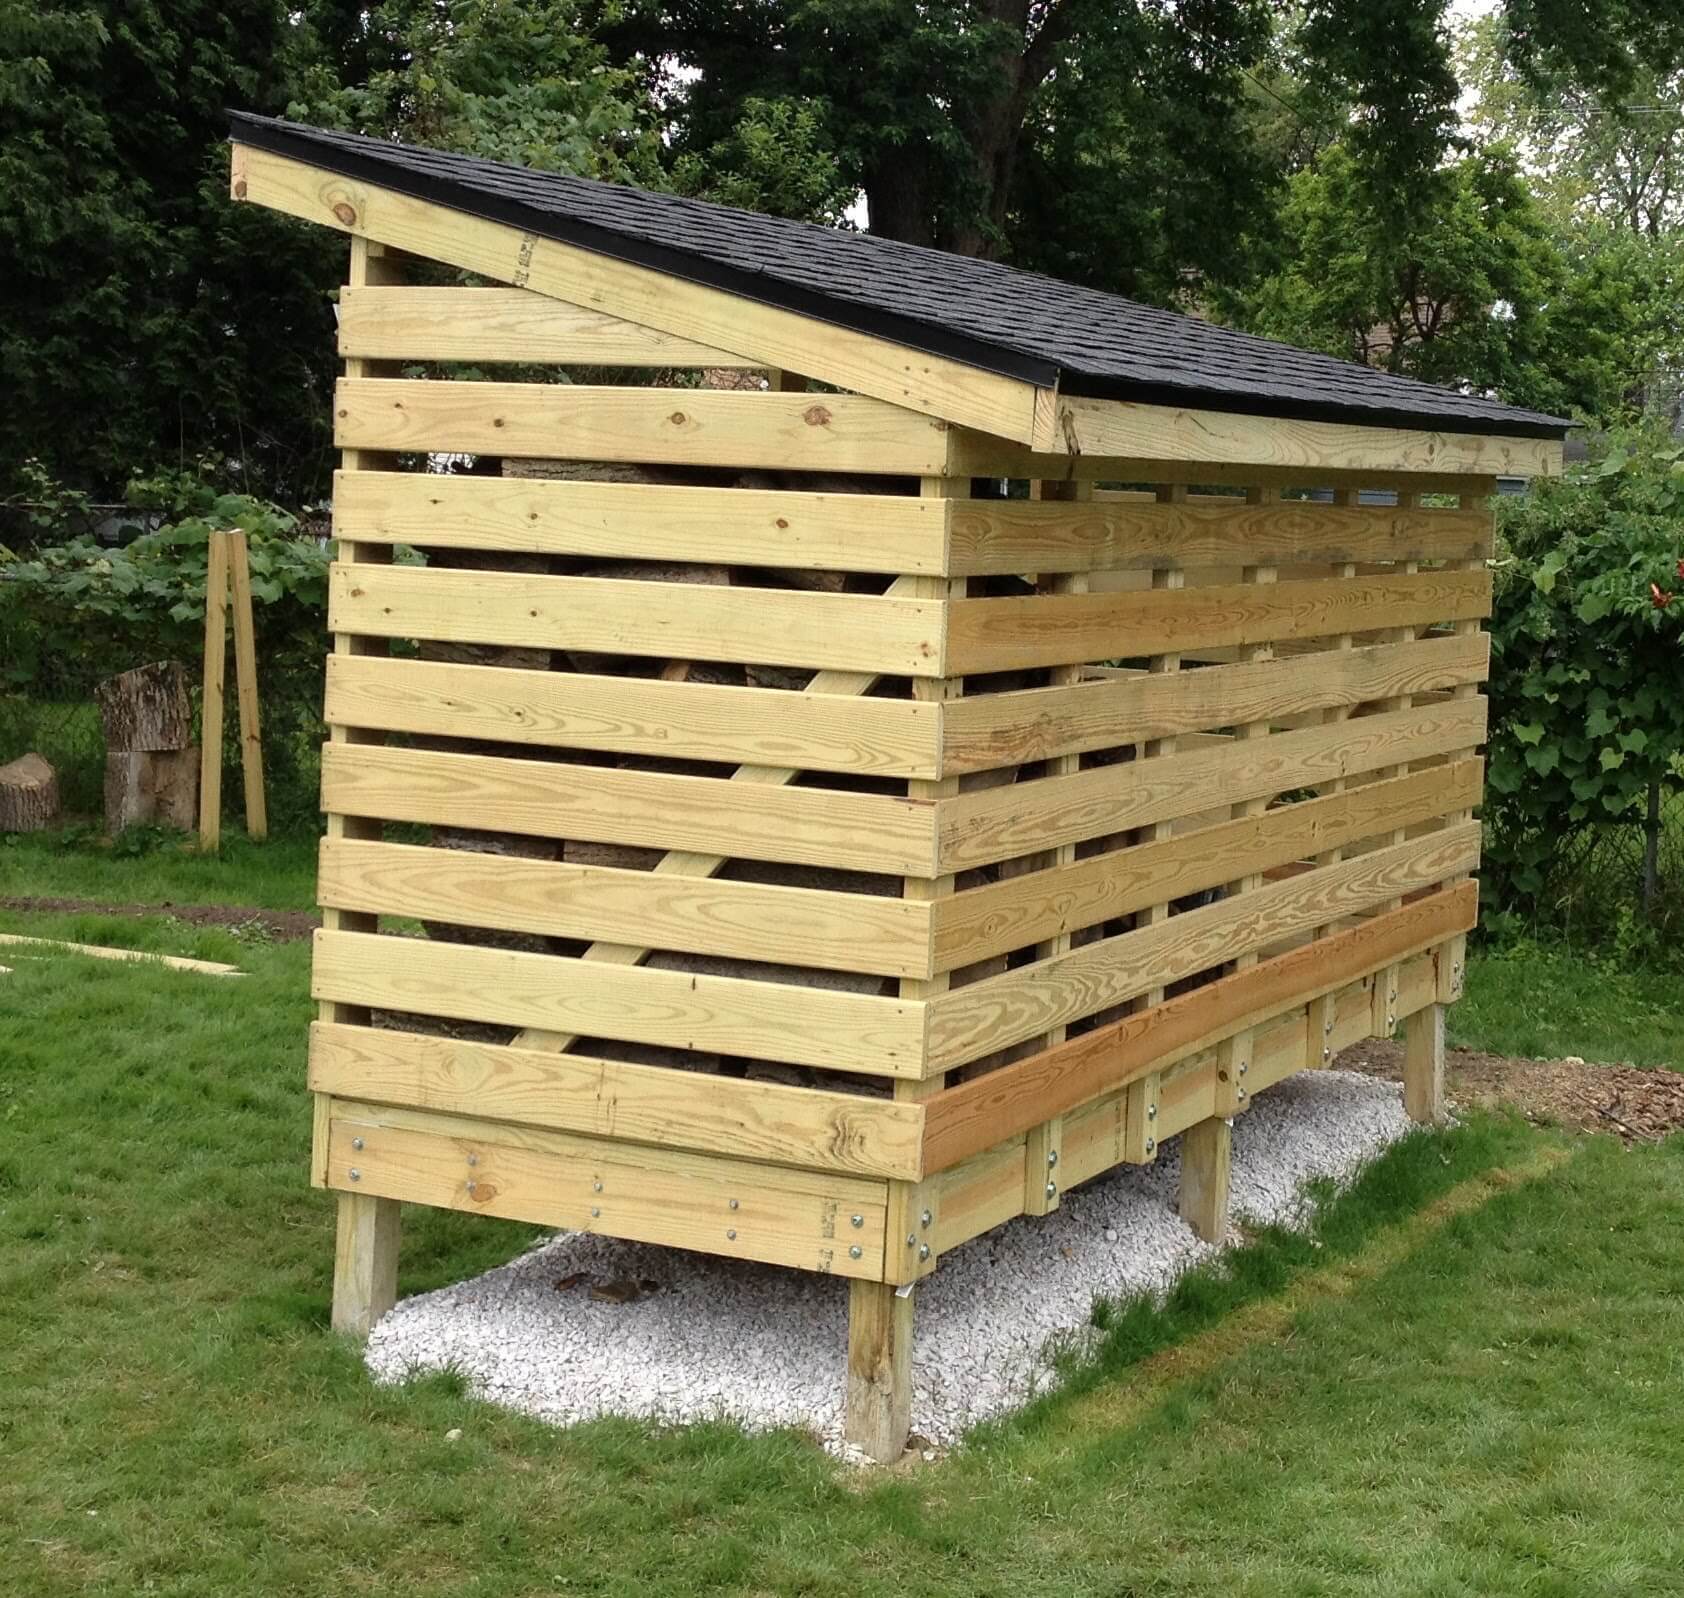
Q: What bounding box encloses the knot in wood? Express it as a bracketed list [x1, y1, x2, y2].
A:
[803, 404, 833, 427]
[331, 201, 358, 226]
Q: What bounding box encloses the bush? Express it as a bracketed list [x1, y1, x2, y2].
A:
[1485, 428, 1684, 928]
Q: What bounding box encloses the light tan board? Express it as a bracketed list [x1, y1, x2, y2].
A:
[312, 929, 925, 1077]
[326, 1102, 890, 1278]
[945, 496, 1493, 577]
[926, 823, 1481, 1070]
[317, 837, 935, 979]
[324, 653, 944, 780]
[333, 470, 951, 576]
[327, 562, 946, 676]
[318, 742, 939, 875]
[310, 1022, 925, 1179]
[935, 696, 1487, 872]
[338, 285, 760, 366]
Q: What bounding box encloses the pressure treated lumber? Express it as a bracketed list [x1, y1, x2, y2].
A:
[323, 653, 943, 779]
[233, 143, 1049, 445]
[311, 929, 924, 1076]
[338, 285, 758, 366]
[847, 1281, 915, 1463]
[918, 884, 1476, 1175]
[324, 1102, 889, 1279]
[933, 696, 1487, 872]
[317, 837, 935, 978]
[1179, 1117, 1232, 1243]
[328, 561, 946, 676]
[308, 1022, 925, 1179]
[1404, 1002, 1447, 1124]
[944, 568, 1490, 674]
[335, 377, 955, 475]
[0, 934, 242, 976]
[926, 825, 1481, 1070]
[198, 529, 229, 852]
[333, 469, 950, 574]
[944, 495, 1493, 576]
[226, 531, 267, 840]
[0, 753, 60, 833]
[320, 741, 939, 875]
[332, 1191, 400, 1337]
[940, 632, 1488, 772]
[930, 758, 1481, 970]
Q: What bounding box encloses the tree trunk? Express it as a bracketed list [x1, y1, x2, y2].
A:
[95, 661, 192, 752]
[0, 753, 60, 833]
[104, 748, 199, 832]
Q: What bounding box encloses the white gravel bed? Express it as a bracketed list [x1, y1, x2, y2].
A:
[365, 1070, 1410, 1452]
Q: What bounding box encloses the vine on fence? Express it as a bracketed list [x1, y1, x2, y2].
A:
[1486, 429, 1684, 930]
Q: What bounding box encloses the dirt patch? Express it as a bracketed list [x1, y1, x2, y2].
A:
[0, 895, 319, 944]
[1339, 1039, 1684, 1144]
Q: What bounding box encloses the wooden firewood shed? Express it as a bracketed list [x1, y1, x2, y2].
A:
[228, 113, 1567, 1461]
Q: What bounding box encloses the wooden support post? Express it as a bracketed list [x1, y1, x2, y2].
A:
[226, 530, 267, 839]
[1403, 1002, 1447, 1125]
[1178, 1115, 1232, 1243]
[331, 1190, 401, 1337]
[197, 530, 230, 852]
[845, 1279, 914, 1463]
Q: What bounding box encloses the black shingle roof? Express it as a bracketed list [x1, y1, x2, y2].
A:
[230, 112, 1570, 440]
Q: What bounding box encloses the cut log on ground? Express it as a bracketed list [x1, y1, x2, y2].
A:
[0, 752, 59, 833]
[104, 747, 200, 832]
[95, 661, 192, 752]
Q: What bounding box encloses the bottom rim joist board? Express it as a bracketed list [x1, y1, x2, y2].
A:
[313, 885, 1474, 1280]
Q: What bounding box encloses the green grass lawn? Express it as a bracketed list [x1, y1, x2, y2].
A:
[3, 842, 1683, 1594]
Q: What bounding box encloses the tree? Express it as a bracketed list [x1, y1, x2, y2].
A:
[0, 1, 344, 503]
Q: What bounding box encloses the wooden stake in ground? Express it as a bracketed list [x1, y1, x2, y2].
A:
[198, 530, 267, 850]
[0, 752, 59, 833]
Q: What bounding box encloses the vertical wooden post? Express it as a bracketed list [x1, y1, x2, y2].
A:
[1403, 1002, 1447, 1125]
[226, 530, 267, 839]
[1179, 1115, 1232, 1243]
[332, 1190, 401, 1337]
[197, 530, 230, 852]
[846, 1279, 914, 1463]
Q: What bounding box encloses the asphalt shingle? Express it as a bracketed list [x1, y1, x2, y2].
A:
[230, 112, 1569, 440]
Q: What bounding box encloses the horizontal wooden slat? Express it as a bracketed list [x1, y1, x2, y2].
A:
[931, 759, 1481, 970]
[312, 929, 925, 1075]
[310, 1022, 924, 1178]
[335, 377, 955, 474]
[923, 889, 1473, 1176]
[328, 562, 946, 676]
[926, 824, 1481, 1070]
[318, 837, 934, 978]
[324, 653, 943, 779]
[320, 743, 938, 875]
[935, 695, 1487, 871]
[326, 1103, 888, 1277]
[945, 496, 1492, 577]
[234, 144, 1047, 445]
[338, 285, 758, 366]
[941, 632, 1487, 773]
[332, 470, 948, 575]
[945, 569, 1491, 674]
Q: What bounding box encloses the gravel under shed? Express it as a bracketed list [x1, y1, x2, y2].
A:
[365, 1071, 1412, 1453]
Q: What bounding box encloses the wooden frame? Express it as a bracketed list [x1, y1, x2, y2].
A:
[230, 134, 1558, 1463]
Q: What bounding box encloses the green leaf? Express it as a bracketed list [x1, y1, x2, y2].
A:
[1511, 722, 1546, 746]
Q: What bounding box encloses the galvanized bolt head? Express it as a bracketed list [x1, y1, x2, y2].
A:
[466, 1179, 477, 1194]
[849, 1245, 863, 1260]
[1046, 1149, 1059, 1168]
[1144, 1138, 1156, 1155]
[1237, 1087, 1248, 1101]
[918, 1243, 931, 1262]
[593, 1180, 603, 1193]
[850, 1213, 864, 1229]
[920, 1208, 933, 1228]
[466, 1153, 478, 1168]
[1389, 989, 1398, 1004]
[348, 1167, 361, 1182]
[1322, 1046, 1332, 1062]
[1044, 1181, 1057, 1200]
[906, 1232, 917, 1248]
[590, 1206, 600, 1219]
[1324, 1020, 1334, 1036]
[726, 1228, 736, 1241]
[351, 1136, 364, 1152]
[728, 1197, 739, 1210]
[1147, 1103, 1157, 1120]
[1238, 1060, 1248, 1076]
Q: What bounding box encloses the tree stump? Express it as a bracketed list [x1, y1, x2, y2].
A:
[95, 660, 197, 832]
[0, 753, 60, 832]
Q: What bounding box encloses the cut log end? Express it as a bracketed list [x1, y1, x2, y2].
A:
[0, 752, 60, 833]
